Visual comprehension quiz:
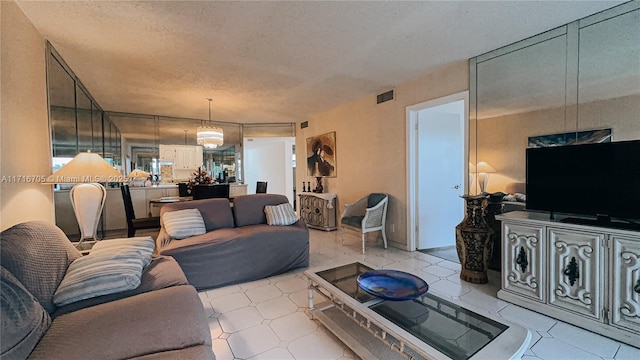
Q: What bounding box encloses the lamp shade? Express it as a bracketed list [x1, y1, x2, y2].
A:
[127, 169, 150, 179]
[469, 162, 477, 173]
[476, 161, 496, 173]
[48, 151, 124, 184]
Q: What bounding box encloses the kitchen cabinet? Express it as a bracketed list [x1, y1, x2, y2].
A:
[497, 211, 639, 347]
[159, 144, 203, 170]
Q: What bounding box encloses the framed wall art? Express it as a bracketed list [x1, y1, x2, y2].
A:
[528, 128, 612, 148]
[306, 131, 337, 177]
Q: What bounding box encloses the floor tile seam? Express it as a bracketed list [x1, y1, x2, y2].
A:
[544, 322, 623, 359]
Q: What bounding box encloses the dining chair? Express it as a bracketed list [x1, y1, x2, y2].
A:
[121, 185, 161, 237]
[256, 181, 268, 193]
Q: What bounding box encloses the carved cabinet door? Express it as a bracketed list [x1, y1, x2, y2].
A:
[548, 228, 604, 319]
[610, 234, 640, 333]
[502, 222, 545, 302]
[308, 196, 325, 227]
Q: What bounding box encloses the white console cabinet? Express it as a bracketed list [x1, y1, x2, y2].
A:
[496, 211, 640, 347]
[298, 193, 337, 231]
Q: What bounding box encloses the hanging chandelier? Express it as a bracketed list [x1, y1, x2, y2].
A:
[197, 98, 224, 149]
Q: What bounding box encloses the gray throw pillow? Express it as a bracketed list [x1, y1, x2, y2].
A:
[1, 266, 51, 359]
[53, 245, 150, 306]
[162, 208, 207, 239]
[264, 203, 299, 226]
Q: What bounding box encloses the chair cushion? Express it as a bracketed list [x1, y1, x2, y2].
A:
[162, 208, 207, 240]
[341, 215, 364, 227]
[265, 203, 299, 226]
[53, 243, 152, 306]
[368, 193, 387, 208]
[1, 266, 51, 359]
[0, 221, 81, 314]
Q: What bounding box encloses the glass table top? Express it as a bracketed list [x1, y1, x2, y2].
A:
[316, 262, 376, 303]
[314, 262, 508, 360]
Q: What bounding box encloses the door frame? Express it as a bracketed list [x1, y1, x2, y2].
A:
[406, 91, 469, 251]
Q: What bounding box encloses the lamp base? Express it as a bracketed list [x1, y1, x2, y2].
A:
[478, 173, 490, 193]
[69, 183, 107, 248]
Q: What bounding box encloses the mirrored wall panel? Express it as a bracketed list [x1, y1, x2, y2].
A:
[469, 3, 640, 195]
[47, 43, 118, 171]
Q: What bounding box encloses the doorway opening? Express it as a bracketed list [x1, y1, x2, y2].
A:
[406, 91, 469, 253]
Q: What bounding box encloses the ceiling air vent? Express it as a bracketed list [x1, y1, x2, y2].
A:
[376, 90, 394, 104]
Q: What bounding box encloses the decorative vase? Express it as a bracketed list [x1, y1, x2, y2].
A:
[313, 177, 324, 193]
[485, 192, 505, 271]
[455, 194, 493, 284]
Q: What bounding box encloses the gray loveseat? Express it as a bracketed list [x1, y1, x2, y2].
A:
[1, 221, 214, 360]
[156, 194, 309, 290]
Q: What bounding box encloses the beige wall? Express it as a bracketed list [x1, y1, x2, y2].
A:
[1, 1, 54, 230]
[296, 61, 469, 250]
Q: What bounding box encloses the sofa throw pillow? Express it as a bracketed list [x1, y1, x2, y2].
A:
[264, 203, 299, 226]
[1, 266, 51, 360]
[53, 246, 147, 306]
[91, 236, 155, 267]
[162, 208, 207, 240]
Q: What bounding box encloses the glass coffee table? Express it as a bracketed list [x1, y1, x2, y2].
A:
[304, 262, 530, 360]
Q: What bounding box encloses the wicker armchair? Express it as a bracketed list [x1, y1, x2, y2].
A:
[340, 193, 388, 254]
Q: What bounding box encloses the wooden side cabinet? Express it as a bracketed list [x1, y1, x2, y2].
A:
[496, 211, 640, 347]
[299, 193, 337, 231]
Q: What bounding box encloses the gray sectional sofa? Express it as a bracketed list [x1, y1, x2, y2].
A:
[156, 194, 309, 290]
[1, 221, 214, 360]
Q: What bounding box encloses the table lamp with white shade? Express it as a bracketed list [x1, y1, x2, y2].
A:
[127, 169, 151, 187]
[476, 161, 496, 193]
[49, 150, 125, 248]
[127, 169, 150, 179]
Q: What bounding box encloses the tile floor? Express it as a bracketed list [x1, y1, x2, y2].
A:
[196, 230, 639, 360]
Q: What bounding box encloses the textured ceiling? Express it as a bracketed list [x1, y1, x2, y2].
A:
[17, 1, 623, 124]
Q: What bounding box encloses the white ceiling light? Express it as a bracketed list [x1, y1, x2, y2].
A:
[197, 98, 224, 149]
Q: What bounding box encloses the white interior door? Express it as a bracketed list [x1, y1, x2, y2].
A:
[243, 137, 295, 203]
[416, 100, 465, 250]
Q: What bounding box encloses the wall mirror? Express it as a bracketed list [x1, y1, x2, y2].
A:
[47, 43, 116, 172]
[48, 43, 296, 184]
[469, 3, 640, 196]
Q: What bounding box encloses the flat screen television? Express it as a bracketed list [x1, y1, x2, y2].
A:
[526, 140, 640, 229]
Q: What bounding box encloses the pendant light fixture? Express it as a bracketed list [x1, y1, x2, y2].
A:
[197, 98, 224, 149]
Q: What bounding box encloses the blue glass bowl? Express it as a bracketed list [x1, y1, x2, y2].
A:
[357, 270, 429, 301]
